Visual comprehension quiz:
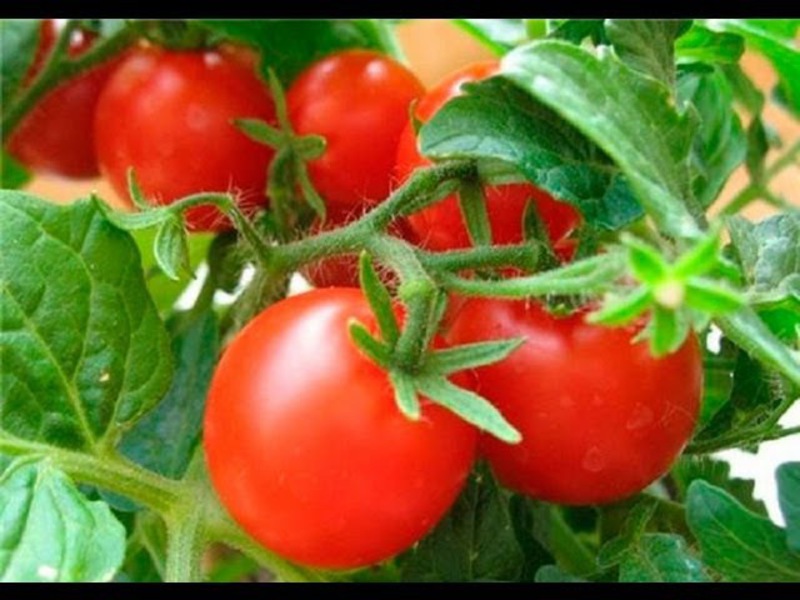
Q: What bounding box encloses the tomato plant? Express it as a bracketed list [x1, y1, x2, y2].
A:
[204, 288, 478, 569]
[2, 18, 799, 585]
[287, 49, 425, 212]
[94, 45, 277, 231]
[394, 60, 580, 252]
[446, 298, 703, 505]
[6, 20, 118, 179]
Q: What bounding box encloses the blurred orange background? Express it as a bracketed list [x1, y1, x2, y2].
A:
[23, 20, 799, 220]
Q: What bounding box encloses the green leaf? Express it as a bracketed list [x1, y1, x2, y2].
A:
[502, 40, 700, 239]
[416, 376, 521, 444]
[419, 75, 644, 230]
[452, 19, 527, 56]
[400, 466, 527, 581]
[721, 63, 765, 113]
[118, 310, 218, 479]
[1, 149, 31, 189]
[508, 495, 554, 581]
[698, 337, 737, 427]
[716, 308, 800, 388]
[745, 116, 769, 183]
[605, 19, 690, 87]
[618, 534, 710, 582]
[546, 20, 607, 45]
[671, 455, 766, 515]
[358, 252, 399, 346]
[706, 20, 800, 115]
[153, 218, 190, 282]
[678, 67, 747, 208]
[778, 463, 800, 552]
[0, 459, 125, 582]
[1, 19, 42, 114]
[728, 213, 800, 312]
[687, 480, 800, 581]
[424, 338, 524, 375]
[535, 564, 587, 582]
[692, 346, 796, 453]
[131, 229, 213, 316]
[198, 20, 396, 86]
[0, 192, 173, 451]
[675, 24, 745, 65]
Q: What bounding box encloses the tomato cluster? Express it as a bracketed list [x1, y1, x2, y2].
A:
[7, 32, 702, 572]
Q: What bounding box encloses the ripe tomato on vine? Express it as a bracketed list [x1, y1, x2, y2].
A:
[94, 45, 277, 231]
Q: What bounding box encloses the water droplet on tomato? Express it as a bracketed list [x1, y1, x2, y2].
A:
[582, 446, 606, 473]
[626, 403, 655, 431]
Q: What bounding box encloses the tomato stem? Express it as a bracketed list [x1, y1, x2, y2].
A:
[2, 20, 136, 142]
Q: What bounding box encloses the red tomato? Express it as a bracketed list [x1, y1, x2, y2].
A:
[204, 288, 478, 569]
[446, 298, 702, 505]
[394, 61, 580, 252]
[7, 20, 119, 179]
[287, 50, 425, 213]
[94, 45, 276, 231]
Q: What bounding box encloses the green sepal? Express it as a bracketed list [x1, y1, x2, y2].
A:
[234, 117, 284, 147]
[622, 233, 668, 284]
[588, 286, 653, 327]
[673, 224, 723, 278]
[416, 376, 521, 444]
[127, 168, 151, 211]
[358, 252, 400, 346]
[649, 304, 690, 356]
[348, 320, 391, 368]
[388, 370, 421, 420]
[457, 178, 493, 247]
[424, 338, 524, 375]
[685, 278, 745, 313]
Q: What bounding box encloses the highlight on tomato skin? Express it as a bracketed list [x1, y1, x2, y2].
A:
[93, 44, 278, 232]
[7, 20, 121, 179]
[445, 297, 703, 506]
[203, 287, 478, 570]
[394, 60, 581, 253]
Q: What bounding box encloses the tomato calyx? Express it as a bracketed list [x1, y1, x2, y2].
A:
[588, 226, 745, 356]
[346, 252, 523, 443]
[235, 69, 327, 233]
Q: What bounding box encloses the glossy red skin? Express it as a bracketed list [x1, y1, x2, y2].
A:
[204, 288, 478, 569]
[394, 61, 580, 252]
[7, 21, 118, 179]
[287, 50, 425, 212]
[94, 46, 276, 231]
[446, 299, 702, 505]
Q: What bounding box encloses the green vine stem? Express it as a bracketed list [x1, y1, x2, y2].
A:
[164, 510, 205, 582]
[2, 20, 137, 141]
[0, 433, 182, 513]
[719, 139, 800, 216]
[437, 252, 627, 299]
